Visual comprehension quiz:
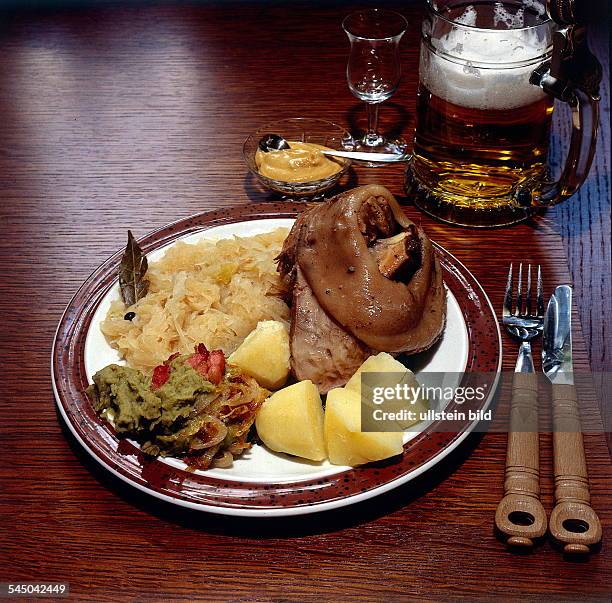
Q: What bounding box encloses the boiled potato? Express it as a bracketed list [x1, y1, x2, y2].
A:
[345, 352, 427, 429]
[228, 321, 290, 389]
[256, 380, 326, 461]
[345, 352, 415, 393]
[324, 388, 404, 466]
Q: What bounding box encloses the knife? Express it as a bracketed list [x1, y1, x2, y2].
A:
[543, 285, 602, 553]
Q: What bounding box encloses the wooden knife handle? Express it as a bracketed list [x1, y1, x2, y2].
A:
[495, 372, 547, 547]
[549, 382, 602, 554]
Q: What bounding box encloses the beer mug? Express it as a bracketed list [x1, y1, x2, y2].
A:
[406, 0, 601, 227]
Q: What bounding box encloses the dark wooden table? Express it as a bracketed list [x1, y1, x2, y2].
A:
[1, 2, 610, 601]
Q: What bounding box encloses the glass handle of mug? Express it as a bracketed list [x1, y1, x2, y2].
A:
[527, 76, 600, 207]
[521, 23, 602, 208]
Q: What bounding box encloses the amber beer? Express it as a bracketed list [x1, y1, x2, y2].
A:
[406, 1, 567, 225]
[412, 84, 554, 206]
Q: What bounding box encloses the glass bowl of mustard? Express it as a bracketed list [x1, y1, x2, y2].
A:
[243, 117, 354, 198]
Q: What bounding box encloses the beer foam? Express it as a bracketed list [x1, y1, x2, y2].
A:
[455, 5, 477, 26]
[421, 6, 550, 110]
[493, 3, 525, 29]
[524, 0, 546, 18]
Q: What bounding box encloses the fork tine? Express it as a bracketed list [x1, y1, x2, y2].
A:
[525, 264, 532, 316]
[503, 263, 513, 316]
[516, 263, 523, 316]
[536, 265, 544, 317]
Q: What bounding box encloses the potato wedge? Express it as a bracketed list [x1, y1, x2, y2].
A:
[255, 380, 326, 461]
[345, 352, 414, 393]
[228, 320, 290, 389]
[324, 388, 404, 466]
[345, 352, 427, 429]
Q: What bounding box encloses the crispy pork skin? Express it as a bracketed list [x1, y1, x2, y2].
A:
[278, 185, 446, 390]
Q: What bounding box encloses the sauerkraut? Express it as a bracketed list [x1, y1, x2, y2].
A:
[101, 229, 290, 371]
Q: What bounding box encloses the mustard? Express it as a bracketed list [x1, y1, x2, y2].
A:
[255, 141, 343, 183]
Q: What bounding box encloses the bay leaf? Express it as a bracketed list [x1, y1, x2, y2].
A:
[119, 230, 149, 307]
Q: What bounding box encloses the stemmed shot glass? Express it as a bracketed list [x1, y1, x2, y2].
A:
[343, 9, 408, 165]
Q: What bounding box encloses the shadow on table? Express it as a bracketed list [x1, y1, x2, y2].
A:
[57, 404, 485, 538]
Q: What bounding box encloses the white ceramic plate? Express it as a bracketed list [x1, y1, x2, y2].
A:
[52, 204, 501, 515]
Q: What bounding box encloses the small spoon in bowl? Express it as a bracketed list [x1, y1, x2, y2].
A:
[258, 133, 291, 152]
[257, 133, 411, 163]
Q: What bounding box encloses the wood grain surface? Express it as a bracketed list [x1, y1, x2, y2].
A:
[0, 2, 610, 601]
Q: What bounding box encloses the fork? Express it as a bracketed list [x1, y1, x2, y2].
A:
[495, 263, 548, 547]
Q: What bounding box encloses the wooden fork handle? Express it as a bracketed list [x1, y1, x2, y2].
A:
[495, 372, 547, 547]
[549, 383, 602, 554]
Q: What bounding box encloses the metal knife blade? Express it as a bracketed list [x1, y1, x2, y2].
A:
[542, 284, 574, 385]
